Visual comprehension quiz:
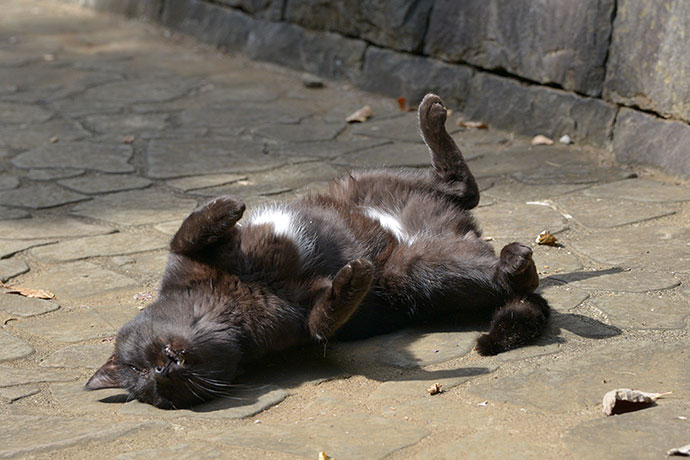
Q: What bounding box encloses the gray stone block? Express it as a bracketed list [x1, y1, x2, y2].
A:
[464, 71, 617, 147]
[357, 47, 473, 109]
[612, 108, 690, 177]
[284, 0, 433, 52]
[604, 0, 690, 122]
[425, 0, 614, 96]
[161, 0, 253, 51]
[246, 20, 366, 81]
[213, 0, 284, 21]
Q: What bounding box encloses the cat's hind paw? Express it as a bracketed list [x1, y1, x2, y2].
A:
[418, 93, 447, 132]
[475, 294, 550, 356]
[475, 333, 502, 356]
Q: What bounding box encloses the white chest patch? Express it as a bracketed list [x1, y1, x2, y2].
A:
[364, 207, 416, 244]
[247, 205, 315, 258]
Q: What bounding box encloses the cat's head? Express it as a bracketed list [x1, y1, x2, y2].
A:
[85, 293, 242, 409]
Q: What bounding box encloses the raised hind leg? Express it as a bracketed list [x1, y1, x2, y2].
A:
[418, 93, 480, 209]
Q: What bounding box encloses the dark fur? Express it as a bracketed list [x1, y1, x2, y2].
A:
[85, 94, 550, 408]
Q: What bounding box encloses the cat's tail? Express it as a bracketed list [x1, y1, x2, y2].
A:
[475, 293, 550, 356]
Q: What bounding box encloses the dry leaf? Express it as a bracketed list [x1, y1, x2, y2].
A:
[530, 134, 554, 145]
[396, 97, 416, 112]
[49, 136, 59, 143]
[535, 230, 558, 246]
[319, 452, 334, 460]
[4, 286, 55, 299]
[667, 443, 690, 457]
[122, 135, 136, 144]
[602, 388, 672, 415]
[346, 105, 373, 123]
[458, 120, 488, 129]
[427, 383, 443, 395]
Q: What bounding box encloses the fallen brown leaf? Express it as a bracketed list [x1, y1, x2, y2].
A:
[458, 120, 488, 129]
[3, 285, 55, 300]
[427, 383, 443, 395]
[668, 443, 690, 456]
[49, 136, 59, 143]
[122, 135, 136, 144]
[346, 105, 373, 123]
[396, 97, 416, 112]
[535, 230, 558, 246]
[530, 134, 554, 145]
[319, 451, 334, 460]
[602, 388, 672, 415]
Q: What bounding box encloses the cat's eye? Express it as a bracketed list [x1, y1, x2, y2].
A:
[129, 365, 144, 374]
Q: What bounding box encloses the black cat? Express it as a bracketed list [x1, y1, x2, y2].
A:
[86, 94, 549, 409]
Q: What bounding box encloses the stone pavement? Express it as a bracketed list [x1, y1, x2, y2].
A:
[1, 1, 689, 459]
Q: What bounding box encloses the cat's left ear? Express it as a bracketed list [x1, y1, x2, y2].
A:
[84, 354, 123, 390]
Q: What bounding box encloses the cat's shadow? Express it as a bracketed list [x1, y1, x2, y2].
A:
[227, 308, 621, 410]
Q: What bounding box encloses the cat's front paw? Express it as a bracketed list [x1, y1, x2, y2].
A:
[171, 196, 246, 255]
[499, 242, 538, 293]
[332, 258, 374, 301]
[197, 195, 246, 226]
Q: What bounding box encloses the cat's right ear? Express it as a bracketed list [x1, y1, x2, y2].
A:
[84, 354, 124, 390]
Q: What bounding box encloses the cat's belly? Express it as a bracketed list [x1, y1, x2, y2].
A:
[245, 204, 317, 259]
[362, 207, 418, 244]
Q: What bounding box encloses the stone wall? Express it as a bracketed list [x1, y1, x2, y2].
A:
[66, 0, 690, 177]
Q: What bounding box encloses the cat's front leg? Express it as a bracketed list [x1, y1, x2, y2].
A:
[497, 242, 539, 293]
[170, 195, 245, 257]
[308, 259, 374, 341]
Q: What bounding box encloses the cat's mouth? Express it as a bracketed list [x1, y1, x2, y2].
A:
[164, 345, 185, 366]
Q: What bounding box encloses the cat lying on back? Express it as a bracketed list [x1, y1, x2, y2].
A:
[86, 94, 549, 409]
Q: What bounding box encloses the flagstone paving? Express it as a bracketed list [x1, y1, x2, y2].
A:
[0, 1, 688, 459]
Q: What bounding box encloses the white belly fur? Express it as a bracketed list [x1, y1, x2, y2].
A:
[364, 207, 416, 244]
[247, 205, 315, 258]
